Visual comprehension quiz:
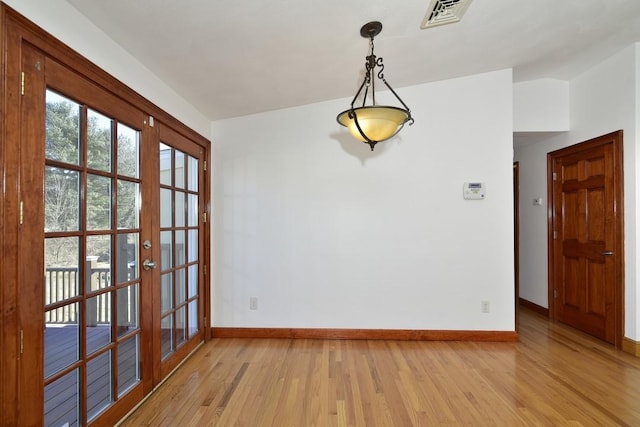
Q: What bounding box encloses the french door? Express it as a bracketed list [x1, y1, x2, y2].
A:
[11, 41, 208, 426]
[40, 56, 152, 426]
[154, 125, 206, 380]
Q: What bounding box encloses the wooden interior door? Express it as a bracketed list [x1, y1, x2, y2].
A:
[548, 131, 624, 346]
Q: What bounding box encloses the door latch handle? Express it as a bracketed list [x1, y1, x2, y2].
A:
[601, 251, 614, 256]
[142, 259, 157, 270]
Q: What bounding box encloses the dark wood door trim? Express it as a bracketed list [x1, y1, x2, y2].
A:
[547, 130, 624, 348]
[514, 162, 520, 326]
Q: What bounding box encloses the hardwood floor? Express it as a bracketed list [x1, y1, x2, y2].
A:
[118, 308, 640, 426]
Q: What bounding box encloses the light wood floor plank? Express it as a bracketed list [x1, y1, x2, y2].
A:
[119, 309, 640, 426]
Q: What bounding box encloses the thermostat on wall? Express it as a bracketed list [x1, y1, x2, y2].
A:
[463, 182, 486, 200]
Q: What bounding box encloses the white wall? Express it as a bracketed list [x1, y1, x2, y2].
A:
[513, 79, 570, 132]
[4, 0, 210, 137]
[514, 44, 639, 339]
[212, 69, 515, 331]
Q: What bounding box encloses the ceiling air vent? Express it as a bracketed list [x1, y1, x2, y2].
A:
[421, 0, 473, 29]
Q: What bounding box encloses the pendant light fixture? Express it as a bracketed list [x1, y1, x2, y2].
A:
[337, 21, 414, 151]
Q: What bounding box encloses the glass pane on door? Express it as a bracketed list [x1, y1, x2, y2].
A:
[43, 89, 143, 426]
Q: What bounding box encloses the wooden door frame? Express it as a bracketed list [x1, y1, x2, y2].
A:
[514, 162, 520, 325]
[547, 130, 624, 348]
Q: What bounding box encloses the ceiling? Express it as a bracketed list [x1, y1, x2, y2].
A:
[66, 0, 640, 122]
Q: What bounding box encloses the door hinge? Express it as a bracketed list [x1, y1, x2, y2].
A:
[21, 71, 25, 96]
[19, 201, 24, 225]
[552, 172, 557, 181]
[203, 212, 207, 223]
[554, 289, 558, 299]
[20, 329, 24, 354]
[149, 115, 154, 127]
[203, 265, 207, 275]
[553, 230, 557, 240]
[204, 160, 207, 172]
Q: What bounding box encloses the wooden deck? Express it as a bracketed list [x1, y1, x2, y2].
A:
[119, 308, 640, 426]
[44, 324, 138, 427]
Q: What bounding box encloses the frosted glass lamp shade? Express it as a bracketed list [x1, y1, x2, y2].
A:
[337, 106, 410, 143]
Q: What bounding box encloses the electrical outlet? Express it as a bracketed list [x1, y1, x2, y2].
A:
[481, 300, 490, 313]
[249, 297, 258, 310]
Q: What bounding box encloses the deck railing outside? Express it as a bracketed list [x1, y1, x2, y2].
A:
[45, 257, 133, 325]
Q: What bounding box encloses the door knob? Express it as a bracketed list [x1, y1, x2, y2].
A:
[601, 251, 614, 256]
[142, 259, 157, 270]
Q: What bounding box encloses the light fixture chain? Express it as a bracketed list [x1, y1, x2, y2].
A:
[368, 38, 376, 106]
